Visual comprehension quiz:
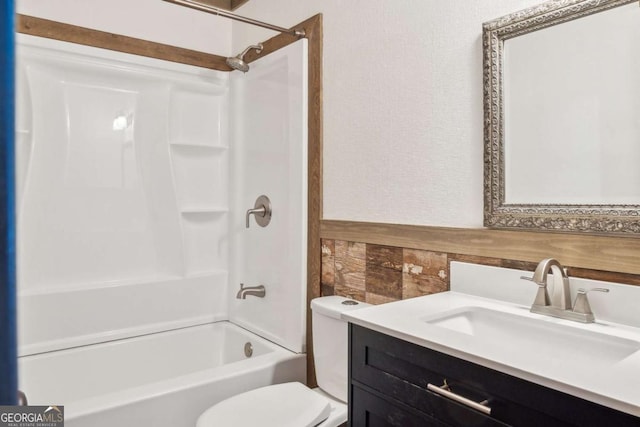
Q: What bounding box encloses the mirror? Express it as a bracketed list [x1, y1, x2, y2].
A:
[483, 0, 640, 233]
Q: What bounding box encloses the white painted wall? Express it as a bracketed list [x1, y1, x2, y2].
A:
[18, 0, 557, 227]
[17, 0, 232, 56]
[232, 0, 543, 227]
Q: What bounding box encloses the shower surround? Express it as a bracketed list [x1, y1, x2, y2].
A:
[16, 32, 309, 424]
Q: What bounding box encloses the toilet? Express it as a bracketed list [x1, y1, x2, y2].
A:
[196, 295, 370, 427]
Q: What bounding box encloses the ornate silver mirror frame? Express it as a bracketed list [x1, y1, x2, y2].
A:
[483, 0, 640, 234]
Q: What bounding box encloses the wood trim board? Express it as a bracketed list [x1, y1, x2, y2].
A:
[229, 0, 250, 10]
[17, 15, 232, 70]
[320, 220, 640, 276]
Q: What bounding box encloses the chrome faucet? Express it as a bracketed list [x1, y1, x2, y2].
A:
[521, 258, 608, 323]
[236, 283, 266, 299]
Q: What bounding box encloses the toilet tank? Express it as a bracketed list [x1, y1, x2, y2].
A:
[310, 296, 370, 403]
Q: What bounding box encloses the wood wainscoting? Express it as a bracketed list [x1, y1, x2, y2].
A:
[319, 220, 640, 306]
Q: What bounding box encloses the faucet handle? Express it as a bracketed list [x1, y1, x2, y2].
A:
[578, 287, 609, 294]
[245, 195, 272, 228]
[521, 275, 550, 306]
[573, 287, 609, 315]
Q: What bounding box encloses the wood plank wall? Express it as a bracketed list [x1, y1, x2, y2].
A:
[320, 220, 640, 292]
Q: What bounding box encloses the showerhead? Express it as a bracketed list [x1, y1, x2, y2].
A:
[226, 44, 263, 73]
[226, 56, 250, 73]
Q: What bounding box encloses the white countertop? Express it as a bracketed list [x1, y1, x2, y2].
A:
[342, 262, 640, 417]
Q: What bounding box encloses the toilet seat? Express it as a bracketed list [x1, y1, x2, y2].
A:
[196, 382, 331, 427]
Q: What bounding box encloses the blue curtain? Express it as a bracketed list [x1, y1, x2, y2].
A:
[0, 0, 16, 405]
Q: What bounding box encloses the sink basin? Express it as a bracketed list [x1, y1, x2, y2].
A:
[424, 307, 640, 365]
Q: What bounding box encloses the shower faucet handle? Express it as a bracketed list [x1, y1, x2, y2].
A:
[245, 195, 272, 228]
[245, 206, 266, 227]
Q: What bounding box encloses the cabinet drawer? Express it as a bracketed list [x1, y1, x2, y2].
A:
[351, 383, 449, 427]
[349, 324, 639, 427]
[351, 378, 511, 427]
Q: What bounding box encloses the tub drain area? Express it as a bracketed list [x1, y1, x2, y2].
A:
[244, 342, 253, 358]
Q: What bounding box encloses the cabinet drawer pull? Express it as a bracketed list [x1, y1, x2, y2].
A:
[427, 381, 492, 415]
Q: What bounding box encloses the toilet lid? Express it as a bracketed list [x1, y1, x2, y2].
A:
[196, 382, 331, 427]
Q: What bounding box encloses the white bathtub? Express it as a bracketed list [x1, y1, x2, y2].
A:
[18, 322, 306, 427]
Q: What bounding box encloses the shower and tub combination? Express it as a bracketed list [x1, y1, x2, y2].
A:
[15, 3, 310, 425]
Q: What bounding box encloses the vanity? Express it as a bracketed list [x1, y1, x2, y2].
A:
[344, 262, 640, 426]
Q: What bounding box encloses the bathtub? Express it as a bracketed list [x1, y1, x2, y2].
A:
[18, 322, 307, 427]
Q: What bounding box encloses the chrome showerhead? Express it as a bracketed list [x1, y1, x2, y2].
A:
[226, 56, 250, 73]
[226, 44, 263, 73]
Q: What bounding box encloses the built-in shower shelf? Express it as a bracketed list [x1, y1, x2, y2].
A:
[180, 207, 228, 215]
[169, 142, 227, 151]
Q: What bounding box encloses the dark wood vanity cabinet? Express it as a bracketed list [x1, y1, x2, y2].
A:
[348, 324, 639, 427]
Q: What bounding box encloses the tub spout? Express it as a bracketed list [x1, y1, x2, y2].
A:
[236, 283, 266, 299]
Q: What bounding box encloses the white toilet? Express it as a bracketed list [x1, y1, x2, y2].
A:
[196, 295, 370, 427]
